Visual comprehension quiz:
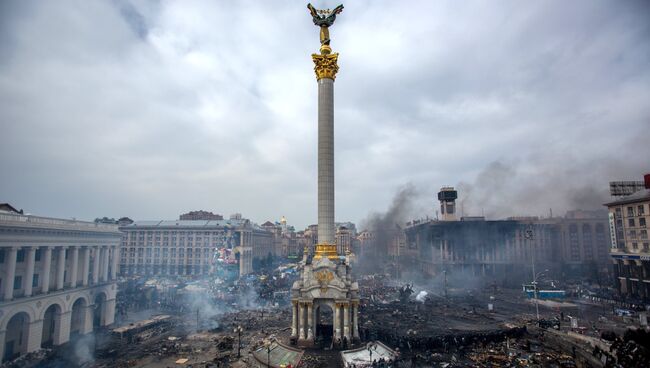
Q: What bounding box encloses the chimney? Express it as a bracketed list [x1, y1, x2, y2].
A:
[645, 173, 650, 189]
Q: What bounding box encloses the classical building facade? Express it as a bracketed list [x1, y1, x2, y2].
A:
[0, 208, 121, 363]
[118, 218, 272, 277]
[605, 174, 650, 300]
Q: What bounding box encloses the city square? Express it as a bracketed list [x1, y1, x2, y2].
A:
[1, 1, 649, 367]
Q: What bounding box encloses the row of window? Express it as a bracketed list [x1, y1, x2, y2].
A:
[615, 204, 647, 218]
[0, 249, 43, 263]
[630, 242, 650, 251]
[124, 241, 227, 247]
[626, 217, 647, 228]
[126, 231, 228, 236]
[626, 229, 649, 240]
[123, 259, 209, 265]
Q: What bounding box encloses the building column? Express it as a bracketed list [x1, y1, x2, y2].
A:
[70, 246, 79, 288]
[307, 302, 314, 340]
[56, 247, 67, 290]
[26, 319, 44, 353]
[298, 302, 305, 340]
[24, 247, 36, 297]
[104, 298, 116, 326]
[102, 246, 110, 282]
[41, 247, 52, 294]
[291, 301, 298, 338]
[53, 311, 71, 345]
[352, 302, 359, 339]
[82, 247, 90, 286]
[109, 246, 118, 280]
[3, 247, 18, 301]
[81, 305, 94, 334]
[334, 303, 341, 341]
[343, 303, 350, 341]
[92, 246, 100, 284]
[0, 329, 5, 364]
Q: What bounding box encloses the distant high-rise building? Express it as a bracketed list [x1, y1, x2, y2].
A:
[179, 210, 223, 221]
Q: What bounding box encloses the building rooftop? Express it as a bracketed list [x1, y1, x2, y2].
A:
[604, 189, 650, 207]
[0, 211, 120, 233]
[122, 219, 267, 231]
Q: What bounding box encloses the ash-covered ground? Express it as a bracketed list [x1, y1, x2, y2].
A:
[9, 268, 649, 368]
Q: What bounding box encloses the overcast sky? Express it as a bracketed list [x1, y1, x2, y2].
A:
[1, 0, 649, 229]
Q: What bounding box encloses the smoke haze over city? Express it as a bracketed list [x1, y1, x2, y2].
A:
[1, 0, 649, 227]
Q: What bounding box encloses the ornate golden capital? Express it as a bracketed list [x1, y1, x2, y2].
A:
[313, 243, 338, 260]
[312, 52, 339, 81]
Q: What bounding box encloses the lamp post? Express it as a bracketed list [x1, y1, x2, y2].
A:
[367, 342, 377, 364]
[264, 337, 277, 368]
[532, 269, 549, 321]
[234, 325, 243, 358]
[524, 225, 540, 320]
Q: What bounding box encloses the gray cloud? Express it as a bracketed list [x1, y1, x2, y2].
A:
[1, 1, 649, 228]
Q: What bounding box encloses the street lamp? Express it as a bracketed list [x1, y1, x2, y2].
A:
[367, 342, 377, 364]
[264, 337, 277, 368]
[233, 325, 243, 358]
[532, 269, 549, 321]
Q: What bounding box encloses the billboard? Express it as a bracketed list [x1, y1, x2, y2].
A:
[610, 181, 645, 197]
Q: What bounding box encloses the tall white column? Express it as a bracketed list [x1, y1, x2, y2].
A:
[70, 246, 79, 288]
[82, 247, 90, 286]
[334, 303, 341, 340]
[92, 246, 100, 284]
[291, 301, 298, 338]
[298, 303, 305, 340]
[111, 246, 119, 280]
[102, 246, 109, 281]
[307, 302, 314, 340]
[3, 247, 18, 301]
[343, 303, 350, 341]
[317, 77, 335, 246]
[41, 247, 52, 293]
[24, 247, 36, 297]
[56, 247, 67, 290]
[353, 303, 359, 339]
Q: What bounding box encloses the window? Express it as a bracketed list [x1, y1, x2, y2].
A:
[641, 230, 648, 239]
[13, 275, 22, 290]
[629, 230, 637, 239]
[644, 243, 649, 251]
[629, 218, 636, 227]
[641, 218, 647, 227]
[32, 274, 39, 287]
[0, 249, 4, 263]
[627, 207, 635, 217]
[616, 207, 622, 218]
[636, 205, 645, 215]
[632, 242, 638, 250]
[16, 250, 25, 263]
[35, 249, 41, 262]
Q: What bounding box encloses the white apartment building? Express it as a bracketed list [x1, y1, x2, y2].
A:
[0, 206, 121, 363]
[118, 218, 273, 277]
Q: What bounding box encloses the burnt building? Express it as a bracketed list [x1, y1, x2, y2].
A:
[406, 217, 561, 286]
[401, 190, 610, 286]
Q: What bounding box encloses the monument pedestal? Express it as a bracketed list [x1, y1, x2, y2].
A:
[291, 257, 359, 348]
